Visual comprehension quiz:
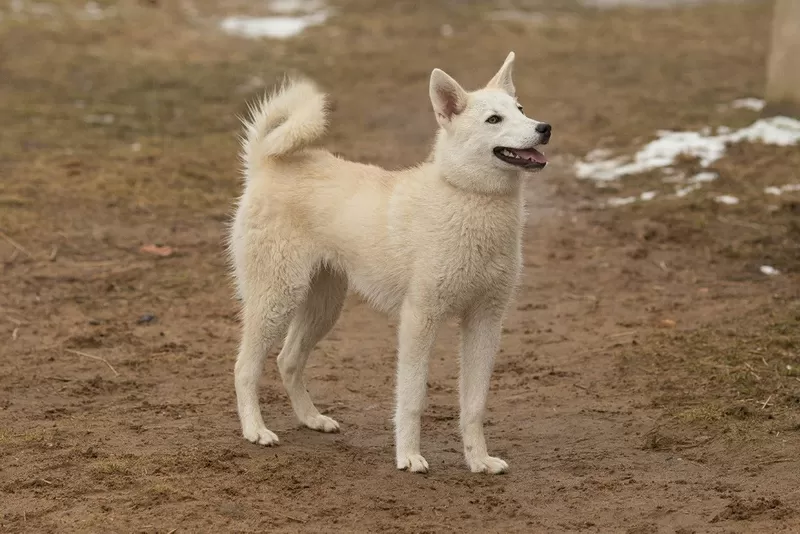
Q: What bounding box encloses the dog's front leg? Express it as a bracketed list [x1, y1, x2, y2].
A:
[459, 307, 508, 474]
[394, 301, 439, 473]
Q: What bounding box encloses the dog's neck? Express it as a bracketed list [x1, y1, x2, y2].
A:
[428, 129, 524, 198]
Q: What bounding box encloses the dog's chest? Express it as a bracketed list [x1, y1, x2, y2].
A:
[423, 205, 522, 310]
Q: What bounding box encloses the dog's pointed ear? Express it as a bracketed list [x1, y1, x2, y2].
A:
[430, 68, 468, 125]
[486, 51, 515, 96]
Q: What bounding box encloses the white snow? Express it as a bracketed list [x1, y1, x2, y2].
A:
[689, 171, 718, 183]
[714, 195, 739, 205]
[675, 184, 701, 197]
[576, 116, 800, 182]
[731, 98, 765, 112]
[220, 12, 327, 38]
[606, 190, 657, 207]
[759, 265, 780, 276]
[764, 184, 800, 196]
[607, 196, 637, 207]
[221, 1, 328, 39]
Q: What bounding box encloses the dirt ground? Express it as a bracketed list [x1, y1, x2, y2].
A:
[1, 0, 799, 532]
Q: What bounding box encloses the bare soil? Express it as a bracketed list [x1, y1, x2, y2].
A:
[1, 1, 798, 532]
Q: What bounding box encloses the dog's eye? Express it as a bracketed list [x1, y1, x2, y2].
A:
[486, 115, 502, 124]
[517, 106, 524, 114]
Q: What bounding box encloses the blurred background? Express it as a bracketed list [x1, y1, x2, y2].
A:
[1, 1, 799, 532]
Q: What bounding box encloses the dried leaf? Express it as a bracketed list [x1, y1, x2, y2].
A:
[139, 244, 174, 257]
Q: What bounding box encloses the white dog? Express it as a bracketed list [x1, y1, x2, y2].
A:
[229, 52, 551, 474]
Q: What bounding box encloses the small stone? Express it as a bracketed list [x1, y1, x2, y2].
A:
[137, 314, 156, 325]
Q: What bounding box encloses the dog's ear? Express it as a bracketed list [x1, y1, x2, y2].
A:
[430, 68, 468, 125]
[486, 51, 515, 96]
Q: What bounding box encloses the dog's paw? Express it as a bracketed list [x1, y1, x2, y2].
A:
[397, 453, 429, 473]
[304, 414, 340, 433]
[243, 426, 279, 446]
[467, 455, 508, 474]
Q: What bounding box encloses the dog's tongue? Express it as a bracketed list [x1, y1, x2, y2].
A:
[513, 148, 547, 164]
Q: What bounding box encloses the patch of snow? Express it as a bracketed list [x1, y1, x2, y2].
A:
[689, 171, 718, 184]
[759, 265, 780, 276]
[606, 190, 657, 207]
[585, 148, 613, 162]
[576, 116, 800, 182]
[675, 184, 701, 197]
[574, 156, 632, 182]
[764, 184, 800, 196]
[607, 196, 637, 207]
[714, 195, 739, 205]
[221, 2, 328, 39]
[731, 98, 765, 112]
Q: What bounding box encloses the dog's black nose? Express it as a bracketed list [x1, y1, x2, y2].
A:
[535, 123, 551, 134]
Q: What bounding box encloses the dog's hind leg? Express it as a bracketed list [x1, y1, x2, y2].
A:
[234, 250, 314, 447]
[278, 265, 347, 432]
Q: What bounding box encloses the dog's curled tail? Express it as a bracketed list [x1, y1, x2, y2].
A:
[240, 77, 328, 171]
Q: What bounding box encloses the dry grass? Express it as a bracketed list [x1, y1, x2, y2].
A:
[622, 300, 800, 440]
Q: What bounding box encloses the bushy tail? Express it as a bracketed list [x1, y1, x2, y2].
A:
[240, 77, 328, 172]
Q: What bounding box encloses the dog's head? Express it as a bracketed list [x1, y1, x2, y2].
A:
[430, 52, 551, 194]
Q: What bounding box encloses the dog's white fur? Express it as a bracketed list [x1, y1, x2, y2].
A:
[229, 52, 550, 474]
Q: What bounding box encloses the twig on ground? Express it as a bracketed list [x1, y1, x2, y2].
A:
[717, 215, 769, 232]
[608, 331, 635, 339]
[761, 395, 773, 410]
[64, 348, 119, 377]
[0, 230, 32, 258]
[281, 514, 308, 524]
[744, 362, 761, 381]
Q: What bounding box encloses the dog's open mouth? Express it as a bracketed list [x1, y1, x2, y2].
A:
[493, 146, 547, 169]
